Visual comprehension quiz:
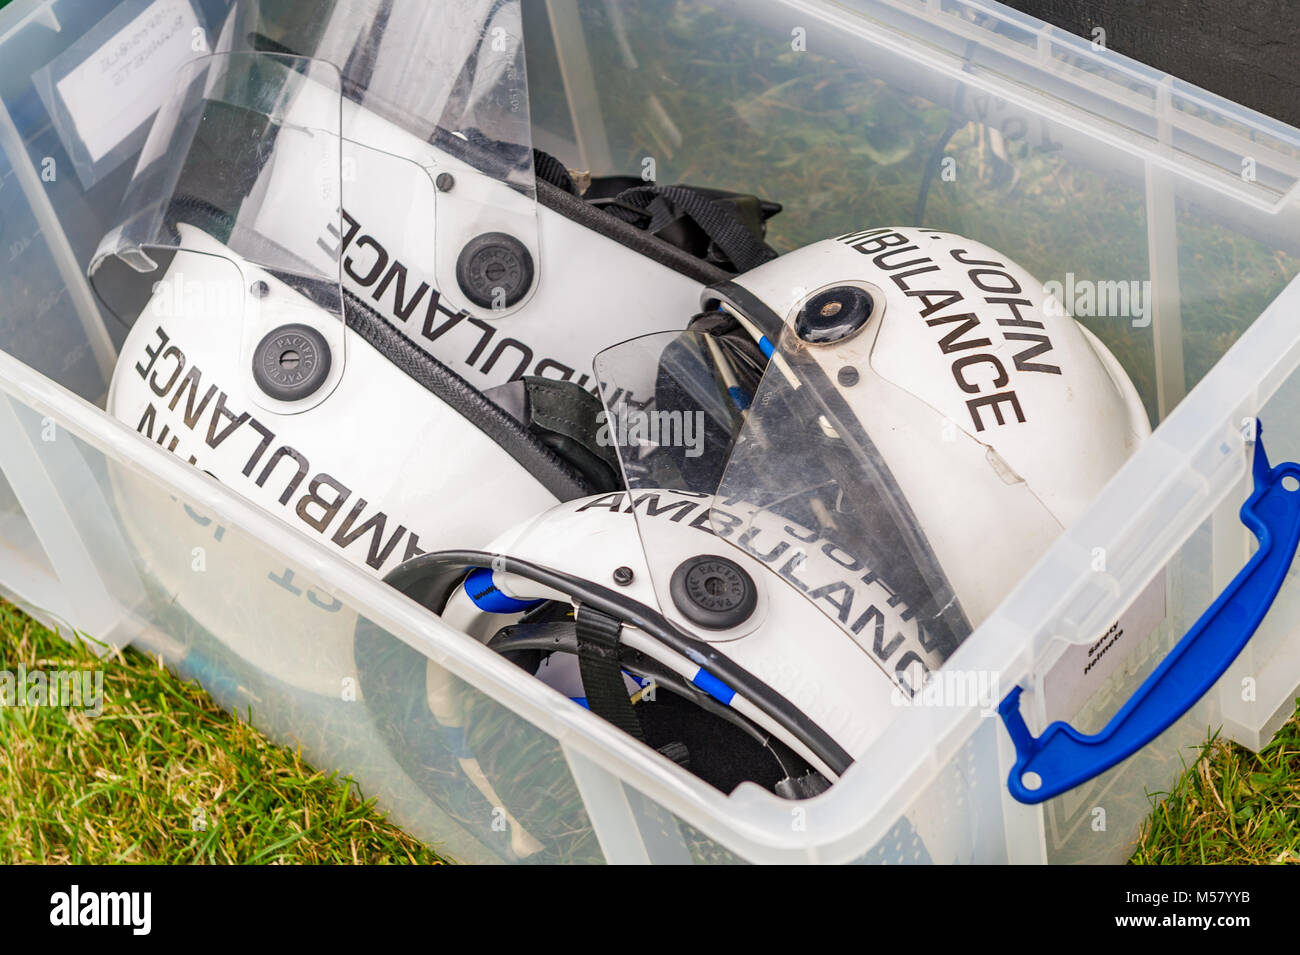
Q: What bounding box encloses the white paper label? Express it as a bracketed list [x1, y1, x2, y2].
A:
[1042, 571, 1167, 725]
[55, 0, 201, 163]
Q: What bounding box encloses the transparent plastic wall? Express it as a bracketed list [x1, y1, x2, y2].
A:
[0, 0, 236, 405]
[612, 505, 1221, 865]
[521, 1, 1300, 861]
[0, 0, 1299, 865]
[0, 353, 608, 864]
[527, 0, 1300, 426]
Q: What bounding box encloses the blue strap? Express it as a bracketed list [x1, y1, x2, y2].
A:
[999, 423, 1300, 804]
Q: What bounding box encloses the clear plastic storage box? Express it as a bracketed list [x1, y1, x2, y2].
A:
[1, 0, 1299, 863]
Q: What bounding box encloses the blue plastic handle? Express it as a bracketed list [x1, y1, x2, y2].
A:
[999, 424, 1300, 804]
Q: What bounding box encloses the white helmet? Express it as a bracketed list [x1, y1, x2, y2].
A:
[356, 227, 1149, 859]
[94, 0, 780, 700]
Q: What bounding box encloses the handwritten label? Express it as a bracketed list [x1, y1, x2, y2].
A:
[55, 0, 201, 163]
[1042, 571, 1167, 725]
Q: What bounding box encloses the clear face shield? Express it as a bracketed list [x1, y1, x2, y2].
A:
[91, 50, 347, 413]
[91, 0, 540, 413]
[593, 331, 750, 626]
[595, 320, 970, 697]
[713, 327, 972, 674]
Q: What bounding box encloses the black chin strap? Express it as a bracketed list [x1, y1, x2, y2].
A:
[602, 184, 778, 273]
[531, 149, 578, 194]
[531, 147, 780, 273]
[575, 605, 644, 742]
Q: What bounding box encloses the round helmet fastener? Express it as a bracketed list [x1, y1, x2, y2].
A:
[670, 555, 758, 630]
[795, 285, 875, 344]
[252, 324, 332, 401]
[456, 232, 535, 309]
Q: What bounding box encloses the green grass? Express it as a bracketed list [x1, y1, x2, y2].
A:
[3, 597, 1295, 863]
[1131, 717, 1300, 864]
[0, 601, 444, 864]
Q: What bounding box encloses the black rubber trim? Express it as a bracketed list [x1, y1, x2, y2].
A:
[341, 288, 594, 502]
[701, 280, 786, 340]
[384, 549, 855, 777]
